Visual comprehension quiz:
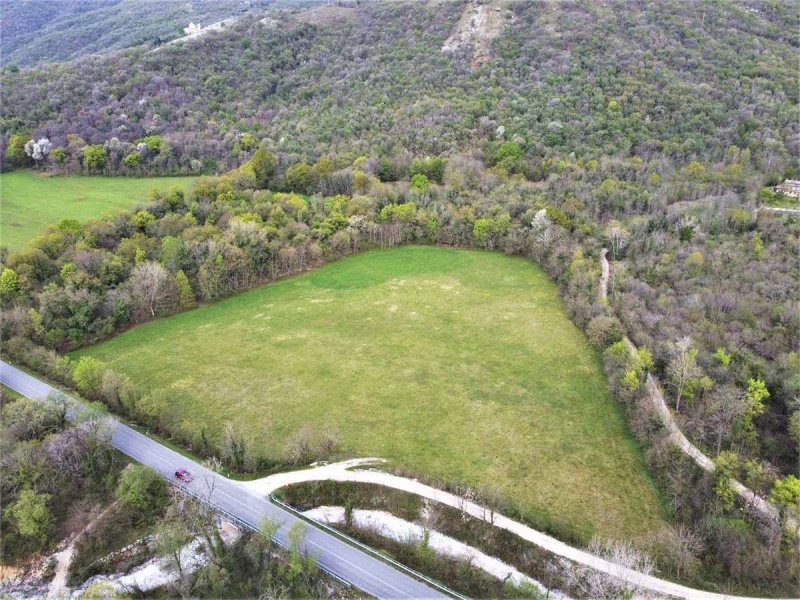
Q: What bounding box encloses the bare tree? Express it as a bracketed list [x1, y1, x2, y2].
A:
[129, 261, 171, 319]
[168, 486, 225, 562]
[704, 384, 746, 455]
[288, 424, 316, 465]
[605, 221, 630, 260]
[476, 483, 507, 525]
[456, 486, 476, 522]
[44, 427, 88, 479]
[667, 337, 703, 412]
[318, 427, 340, 460]
[644, 525, 704, 580]
[203, 455, 224, 474]
[418, 499, 440, 542]
[221, 421, 248, 471]
[571, 537, 655, 599]
[156, 504, 193, 597]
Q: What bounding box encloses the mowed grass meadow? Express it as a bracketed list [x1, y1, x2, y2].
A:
[74, 246, 667, 540]
[0, 171, 197, 251]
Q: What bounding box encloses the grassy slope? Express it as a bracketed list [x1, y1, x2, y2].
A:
[74, 246, 667, 540]
[0, 171, 196, 251]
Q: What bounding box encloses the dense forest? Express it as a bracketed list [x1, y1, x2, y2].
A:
[1, 1, 797, 176]
[0, 0, 275, 68]
[1, 0, 799, 595]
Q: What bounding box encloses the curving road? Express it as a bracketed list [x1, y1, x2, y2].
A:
[0, 360, 448, 600]
[6, 360, 793, 600]
[242, 460, 795, 600]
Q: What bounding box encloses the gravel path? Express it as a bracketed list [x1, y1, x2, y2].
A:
[243, 459, 792, 600]
[47, 504, 115, 598]
[303, 506, 565, 597]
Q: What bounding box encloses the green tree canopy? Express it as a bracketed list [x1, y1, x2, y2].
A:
[769, 475, 800, 513]
[116, 464, 168, 515]
[7, 489, 52, 544]
[83, 145, 107, 171]
[73, 356, 107, 398]
[249, 148, 278, 189]
[285, 162, 315, 194]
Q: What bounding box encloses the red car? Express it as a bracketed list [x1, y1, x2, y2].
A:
[175, 468, 194, 482]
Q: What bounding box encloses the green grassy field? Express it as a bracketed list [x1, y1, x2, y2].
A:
[0, 170, 197, 251]
[74, 246, 667, 540]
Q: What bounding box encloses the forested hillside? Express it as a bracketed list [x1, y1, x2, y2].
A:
[1, 0, 797, 176]
[0, 0, 272, 68]
[1, 1, 799, 594]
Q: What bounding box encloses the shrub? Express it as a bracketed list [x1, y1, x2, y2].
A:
[410, 156, 445, 184]
[116, 464, 168, 515]
[586, 315, 624, 348]
[769, 475, 800, 514]
[123, 152, 142, 167]
[82, 145, 107, 171]
[73, 356, 107, 399]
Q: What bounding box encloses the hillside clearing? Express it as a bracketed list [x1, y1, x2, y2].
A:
[0, 171, 196, 251]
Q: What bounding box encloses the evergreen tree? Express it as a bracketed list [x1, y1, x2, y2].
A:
[176, 270, 196, 310]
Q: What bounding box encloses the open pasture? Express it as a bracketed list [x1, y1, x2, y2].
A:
[74, 246, 667, 540]
[0, 171, 196, 251]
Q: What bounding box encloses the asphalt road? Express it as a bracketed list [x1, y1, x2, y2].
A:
[0, 360, 448, 600]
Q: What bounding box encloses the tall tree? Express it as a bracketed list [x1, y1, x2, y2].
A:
[250, 148, 277, 189]
[129, 261, 171, 319]
[7, 490, 52, 545]
[667, 337, 703, 412]
[175, 270, 196, 310]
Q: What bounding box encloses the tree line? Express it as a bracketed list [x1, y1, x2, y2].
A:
[1, 144, 799, 590]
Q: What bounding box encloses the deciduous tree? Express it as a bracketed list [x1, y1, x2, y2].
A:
[667, 337, 703, 412]
[175, 270, 196, 310]
[73, 356, 107, 399]
[7, 489, 52, 545]
[82, 145, 107, 171]
[116, 464, 168, 515]
[129, 261, 171, 319]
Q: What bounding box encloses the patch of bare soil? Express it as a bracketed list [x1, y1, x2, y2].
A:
[442, 1, 514, 68]
[293, 5, 358, 27]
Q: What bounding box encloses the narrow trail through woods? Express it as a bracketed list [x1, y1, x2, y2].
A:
[598, 249, 792, 530]
[47, 503, 116, 598]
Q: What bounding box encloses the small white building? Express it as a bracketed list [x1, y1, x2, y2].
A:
[775, 179, 800, 198]
[183, 22, 203, 36]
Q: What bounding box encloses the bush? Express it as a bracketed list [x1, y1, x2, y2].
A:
[3, 337, 73, 384]
[116, 464, 168, 516]
[123, 152, 142, 167]
[82, 145, 107, 171]
[494, 141, 523, 164]
[586, 315, 624, 348]
[73, 356, 107, 399]
[410, 157, 445, 184]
